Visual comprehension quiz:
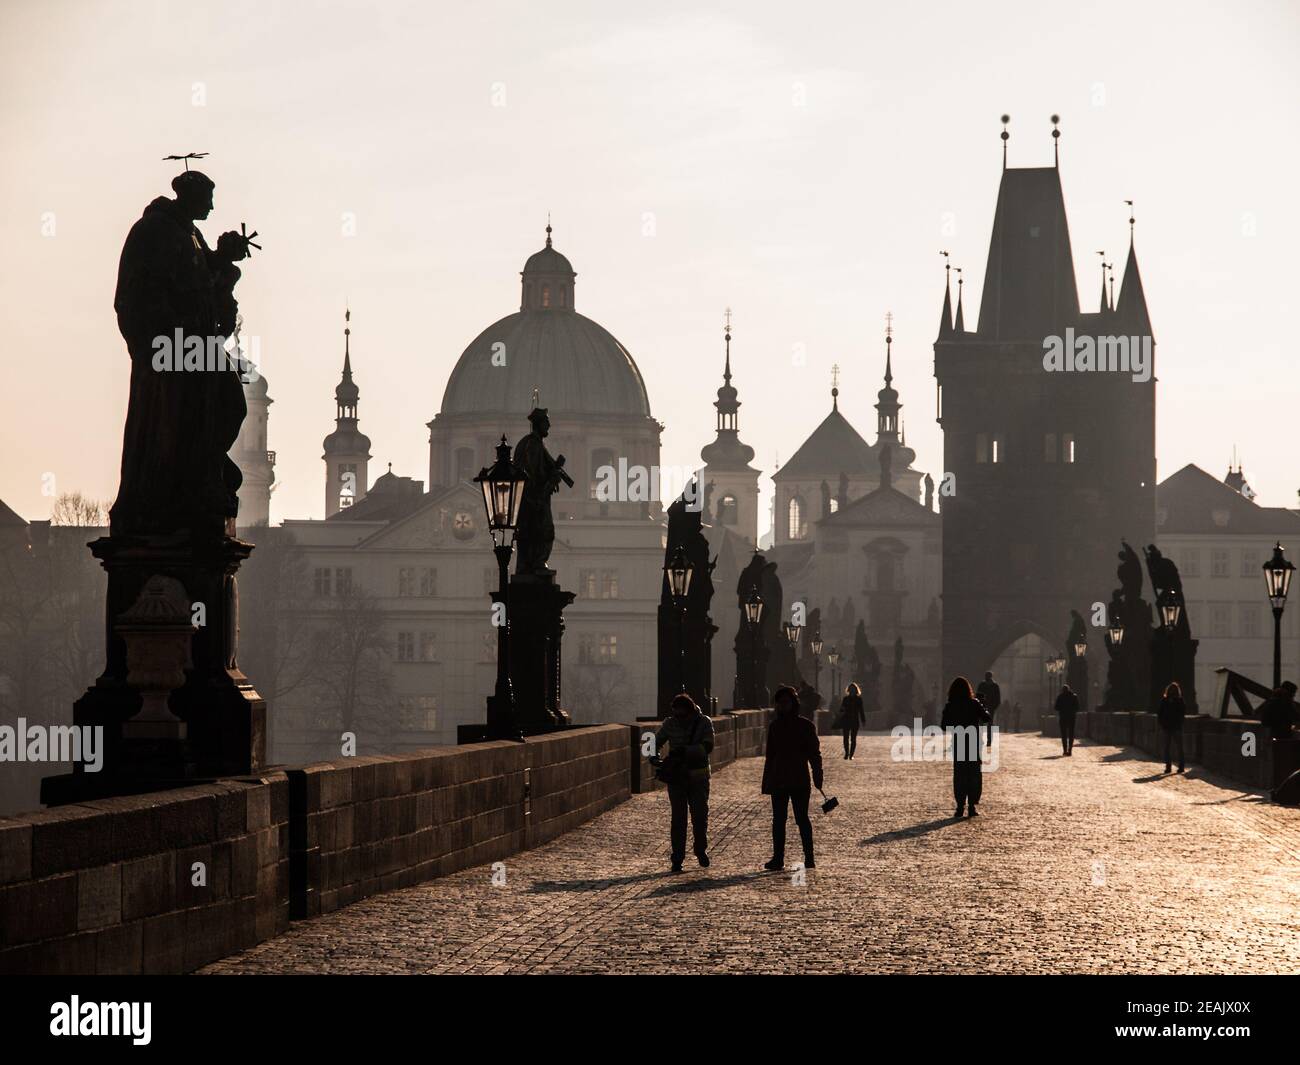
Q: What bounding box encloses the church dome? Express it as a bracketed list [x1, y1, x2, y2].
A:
[439, 229, 652, 418]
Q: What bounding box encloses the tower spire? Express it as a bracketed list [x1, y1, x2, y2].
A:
[938, 251, 953, 339]
[1125, 199, 1135, 245]
[875, 316, 900, 445]
[1097, 251, 1108, 314]
[1000, 114, 1010, 170]
[954, 268, 965, 332]
[545, 212, 552, 248]
[723, 306, 733, 384]
[831, 363, 840, 411]
[1051, 114, 1060, 167]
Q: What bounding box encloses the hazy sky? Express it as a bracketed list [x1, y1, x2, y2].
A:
[3, 0, 1298, 530]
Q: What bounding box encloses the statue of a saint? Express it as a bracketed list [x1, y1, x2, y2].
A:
[111, 170, 250, 537]
[513, 407, 569, 576]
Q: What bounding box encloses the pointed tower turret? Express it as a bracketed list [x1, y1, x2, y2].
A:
[322, 309, 372, 517]
[1116, 228, 1152, 335]
[699, 309, 760, 544]
[937, 254, 954, 339]
[954, 269, 966, 332]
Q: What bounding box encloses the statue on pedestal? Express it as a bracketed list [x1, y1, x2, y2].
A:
[513, 407, 572, 577]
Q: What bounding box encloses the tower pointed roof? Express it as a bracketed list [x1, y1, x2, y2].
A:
[937, 259, 953, 339]
[976, 165, 1080, 339]
[954, 271, 966, 333]
[700, 310, 756, 472]
[324, 308, 371, 459]
[875, 319, 900, 445]
[1116, 237, 1151, 333]
[335, 309, 359, 410]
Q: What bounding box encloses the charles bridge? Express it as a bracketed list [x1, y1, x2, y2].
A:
[3, 706, 1298, 975]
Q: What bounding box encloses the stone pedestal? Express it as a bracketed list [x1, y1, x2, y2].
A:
[42, 528, 266, 805]
[507, 572, 573, 735]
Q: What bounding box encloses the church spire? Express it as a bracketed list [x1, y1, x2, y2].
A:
[1051, 114, 1061, 167]
[335, 307, 360, 419]
[700, 307, 756, 478]
[953, 268, 966, 332]
[1097, 251, 1109, 315]
[1001, 114, 1010, 169]
[713, 307, 739, 430]
[323, 306, 371, 518]
[875, 314, 900, 445]
[938, 251, 953, 339]
[831, 362, 840, 411]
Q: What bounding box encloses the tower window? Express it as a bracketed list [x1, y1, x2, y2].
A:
[991, 436, 1003, 464]
[718, 494, 738, 524]
[788, 496, 806, 541]
[454, 448, 476, 485]
[1063, 433, 1075, 463]
[542, 285, 551, 308]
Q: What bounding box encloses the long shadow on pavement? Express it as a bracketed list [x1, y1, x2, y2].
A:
[859, 817, 962, 846]
[528, 871, 671, 893]
[645, 871, 780, 897]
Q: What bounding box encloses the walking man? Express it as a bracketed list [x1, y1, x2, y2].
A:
[653, 693, 714, 872]
[1055, 683, 1080, 756]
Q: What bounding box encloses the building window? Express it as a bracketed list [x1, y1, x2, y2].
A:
[454, 448, 476, 485]
[1210, 603, 1231, 638]
[419, 567, 436, 596]
[481, 631, 497, 663]
[788, 496, 806, 540]
[1063, 434, 1075, 464]
[589, 448, 617, 500]
[1241, 549, 1260, 577]
[1044, 433, 1056, 462]
[419, 631, 437, 662]
[398, 567, 415, 597]
[312, 568, 332, 597]
[1180, 550, 1201, 578]
[1211, 549, 1229, 578]
[397, 695, 437, 731]
[975, 433, 988, 464]
[396, 632, 415, 662]
[828, 497, 839, 514]
[1241, 605, 1261, 638]
[542, 285, 551, 308]
[600, 571, 619, 599]
[335, 568, 353, 596]
[991, 436, 1004, 464]
[599, 634, 618, 662]
[719, 494, 738, 524]
[579, 570, 597, 599]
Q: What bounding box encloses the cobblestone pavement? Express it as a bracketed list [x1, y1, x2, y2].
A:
[203, 732, 1300, 974]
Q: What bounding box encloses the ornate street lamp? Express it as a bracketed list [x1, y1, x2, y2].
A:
[1107, 616, 1125, 648]
[783, 620, 802, 650]
[809, 634, 824, 704]
[1073, 640, 1087, 658]
[474, 436, 526, 741]
[664, 545, 694, 693]
[744, 589, 763, 707]
[1159, 591, 1182, 632]
[1263, 542, 1295, 689]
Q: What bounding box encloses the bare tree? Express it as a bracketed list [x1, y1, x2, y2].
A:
[568, 662, 634, 722]
[307, 585, 395, 751]
[50, 492, 108, 527]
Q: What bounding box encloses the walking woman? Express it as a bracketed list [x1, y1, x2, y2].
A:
[941, 676, 990, 818]
[840, 682, 866, 759]
[653, 693, 715, 872]
[762, 685, 824, 870]
[1157, 681, 1186, 774]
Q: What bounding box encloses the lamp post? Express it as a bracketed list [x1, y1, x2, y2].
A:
[744, 589, 763, 708]
[474, 436, 526, 742]
[664, 545, 695, 693]
[810, 635, 824, 705]
[1107, 616, 1125, 649]
[827, 647, 840, 710]
[1263, 542, 1295, 689]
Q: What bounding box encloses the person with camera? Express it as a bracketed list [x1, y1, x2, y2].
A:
[762, 685, 824, 871]
[651, 694, 715, 872]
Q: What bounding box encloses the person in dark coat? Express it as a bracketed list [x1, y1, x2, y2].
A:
[1157, 681, 1187, 774]
[839, 682, 866, 759]
[653, 693, 715, 872]
[1055, 683, 1081, 756]
[762, 685, 824, 870]
[1258, 681, 1298, 740]
[941, 676, 990, 818]
[976, 671, 1001, 748]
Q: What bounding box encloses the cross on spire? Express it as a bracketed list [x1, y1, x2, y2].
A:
[831, 362, 840, 411]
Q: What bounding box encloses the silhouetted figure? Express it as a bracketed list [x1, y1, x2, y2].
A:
[942, 676, 990, 818]
[976, 670, 1001, 747]
[1157, 681, 1187, 773]
[513, 407, 569, 576]
[1258, 681, 1297, 741]
[839, 682, 866, 759]
[762, 685, 824, 870]
[653, 693, 714, 872]
[1055, 683, 1080, 756]
[112, 170, 250, 536]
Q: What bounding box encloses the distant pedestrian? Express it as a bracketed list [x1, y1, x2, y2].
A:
[762, 685, 824, 871]
[1258, 681, 1298, 740]
[976, 670, 1001, 747]
[1055, 684, 1080, 756]
[653, 693, 714, 872]
[1157, 681, 1187, 774]
[839, 682, 866, 759]
[942, 676, 991, 818]
[1007, 700, 1022, 732]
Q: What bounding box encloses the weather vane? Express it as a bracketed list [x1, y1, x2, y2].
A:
[162, 151, 208, 171]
